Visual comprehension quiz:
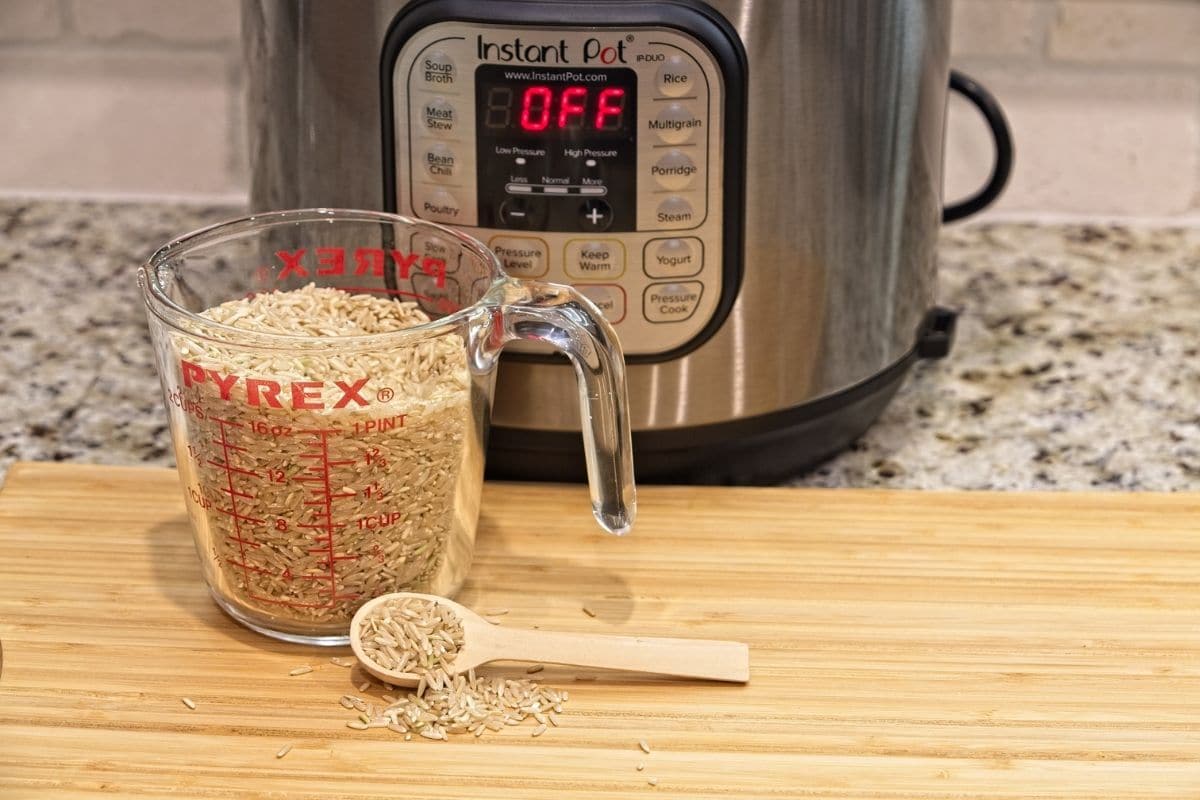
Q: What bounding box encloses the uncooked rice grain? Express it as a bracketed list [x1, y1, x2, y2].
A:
[275, 744, 292, 758]
[639, 739, 652, 754]
[181, 697, 196, 710]
[168, 285, 475, 627]
[343, 596, 567, 741]
[290, 666, 313, 676]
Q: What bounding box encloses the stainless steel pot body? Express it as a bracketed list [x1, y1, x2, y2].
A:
[243, 0, 950, 448]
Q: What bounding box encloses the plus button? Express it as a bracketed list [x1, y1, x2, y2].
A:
[578, 199, 613, 231]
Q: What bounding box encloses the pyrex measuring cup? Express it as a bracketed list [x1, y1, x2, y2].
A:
[139, 208, 634, 644]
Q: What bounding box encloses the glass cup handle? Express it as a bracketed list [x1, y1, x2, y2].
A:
[476, 279, 636, 535]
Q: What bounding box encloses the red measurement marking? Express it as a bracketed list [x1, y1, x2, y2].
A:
[207, 458, 259, 478]
[210, 417, 245, 429]
[214, 507, 266, 526]
[291, 430, 363, 609]
[212, 417, 256, 588]
[226, 559, 272, 576]
[220, 487, 255, 500]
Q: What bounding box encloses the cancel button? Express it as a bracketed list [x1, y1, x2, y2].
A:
[643, 281, 703, 323]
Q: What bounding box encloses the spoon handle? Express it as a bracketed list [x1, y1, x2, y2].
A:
[489, 628, 750, 683]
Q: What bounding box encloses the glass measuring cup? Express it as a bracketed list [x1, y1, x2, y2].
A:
[139, 208, 634, 644]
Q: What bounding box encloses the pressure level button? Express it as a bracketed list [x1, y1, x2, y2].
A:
[656, 55, 697, 97]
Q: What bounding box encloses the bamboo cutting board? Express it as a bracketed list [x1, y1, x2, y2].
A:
[1, 462, 1199, 799]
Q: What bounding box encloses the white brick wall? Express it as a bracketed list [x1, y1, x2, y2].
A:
[0, 0, 1197, 218]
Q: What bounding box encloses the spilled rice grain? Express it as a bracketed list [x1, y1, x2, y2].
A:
[275, 744, 292, 759]
[639, 739, 652, 754]
[181, 698, 196, 710]
[289, 666, 313, 677]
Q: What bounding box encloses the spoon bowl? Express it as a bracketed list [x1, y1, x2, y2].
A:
[350, 592, 750, 687]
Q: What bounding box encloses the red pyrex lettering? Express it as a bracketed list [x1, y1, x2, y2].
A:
[181, 360, 370, 410]
[274, 247, 447, 287]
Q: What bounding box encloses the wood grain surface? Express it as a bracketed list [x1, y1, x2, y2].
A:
[1, 461, 1198, 799]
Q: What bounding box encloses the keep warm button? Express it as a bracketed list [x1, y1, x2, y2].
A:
[644, 281, 703, 323]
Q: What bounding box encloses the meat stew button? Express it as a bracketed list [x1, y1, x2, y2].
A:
[643, 281, 703, 323]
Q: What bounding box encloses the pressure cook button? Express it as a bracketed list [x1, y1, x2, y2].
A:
[655, 196, 696, 227]
[420, 50, 456, 86]
[656, 55, 697, 97]
[422, 97, 456, 135]
[652, 149, 698, 191]
[579, 198, 613, 231]
[644, 281, 703, 323]
[416, 188, 462, 222]
[565, 239, 625, 280]
[651, 102, 702, 144]
[576, 284, 626, 324]
[489, 236, 549, 278]
[421, 142, 458, 182]
[645, 237, 702, 279]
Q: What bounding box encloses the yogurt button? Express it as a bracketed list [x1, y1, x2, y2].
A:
[646, 237, 702, 278]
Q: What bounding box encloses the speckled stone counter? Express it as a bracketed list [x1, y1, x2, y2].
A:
[2, 199, 1198, 490]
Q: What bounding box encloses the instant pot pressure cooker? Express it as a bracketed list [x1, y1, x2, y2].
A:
[241, 0, 1011, 483]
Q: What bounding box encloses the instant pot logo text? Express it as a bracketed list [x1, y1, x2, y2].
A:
[180, 361, 371, 411]
[273, 247, 446, 287]
[476, 34, 627, 65]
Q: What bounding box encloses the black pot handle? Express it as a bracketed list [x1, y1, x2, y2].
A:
[943, 69, 1014, 223]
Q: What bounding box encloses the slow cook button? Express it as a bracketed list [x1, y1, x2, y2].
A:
[421, 142, 458, 182]
[645, 237, 702, 278]
[650, 102, 702, 144]
[576, 284, 626, 324]
[565, 239, 625, 280]
[651, 149, 698, 191]
[655, 55, 698, 98]
[410, 231, 461, 273]
[415, 188, 462, 222]
[644, 281, 703, 323]
[420, 50, 456, 87]
[489, 235, 549, 278]
[422, 97, 456, 136]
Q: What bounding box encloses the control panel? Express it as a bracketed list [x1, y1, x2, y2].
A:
[386, 20, 729, 358]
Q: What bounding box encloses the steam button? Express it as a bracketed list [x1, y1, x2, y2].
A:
[655, 196, 695, 228]
[420, 50, 456, 86]
[422, 97, 456, 135]
[656, 55, 697, 97]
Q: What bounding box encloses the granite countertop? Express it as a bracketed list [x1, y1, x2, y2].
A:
[2, 198, 1198, 491]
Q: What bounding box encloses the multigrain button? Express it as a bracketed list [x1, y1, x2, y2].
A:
[420, 50, 456, 86]
[644, 281, 703, 323]
[422, 97, 456, 135]
[416, 188, 462, 222]
[655, 55, 697, 97]
[645, 237, 702, 278]
[489, 235, 549, 278]
[655, 196, 696, 227]
[651, 149, 698, 191]
[576, 284, 626, 324]
[565, 239, 625, 280]
[650, 102, 702, 144]
[421, 142, 458, 182]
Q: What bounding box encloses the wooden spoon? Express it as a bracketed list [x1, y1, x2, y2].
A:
[349, 592, 750, 686]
